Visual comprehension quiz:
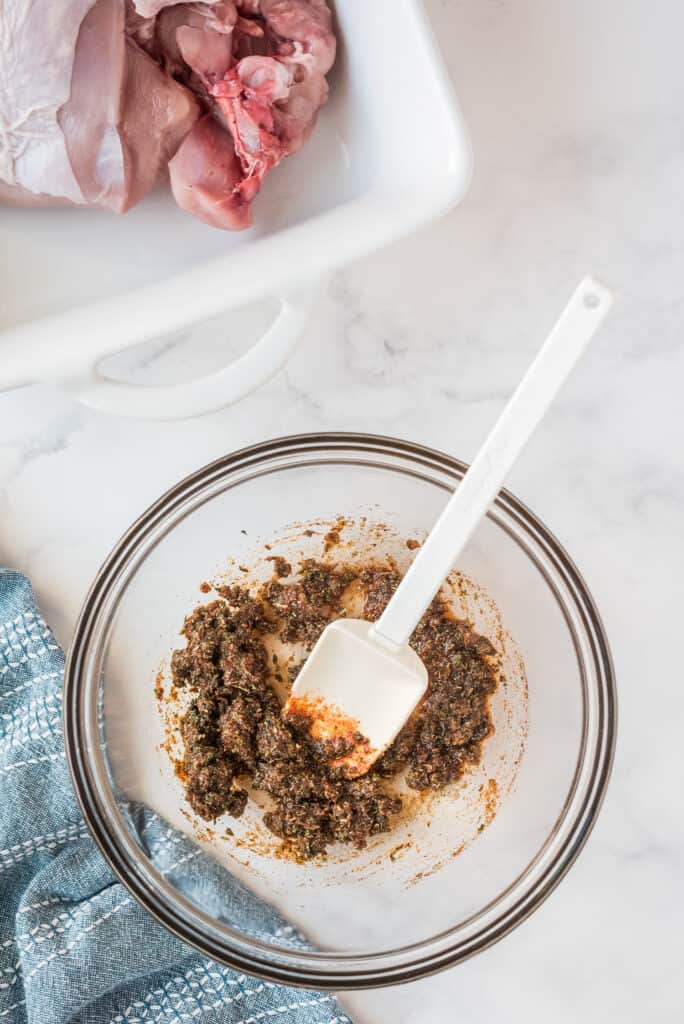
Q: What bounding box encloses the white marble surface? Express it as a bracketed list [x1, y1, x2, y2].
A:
[1, 1, 683, 1020]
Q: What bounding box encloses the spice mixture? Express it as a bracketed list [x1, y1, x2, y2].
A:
[169, 559, 498, 860]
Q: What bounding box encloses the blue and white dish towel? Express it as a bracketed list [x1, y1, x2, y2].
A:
[0, 568, 351, 1024]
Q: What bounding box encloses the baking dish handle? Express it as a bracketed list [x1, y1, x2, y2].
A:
[0, 285, 318, 420]
[73, 287, 317, 420]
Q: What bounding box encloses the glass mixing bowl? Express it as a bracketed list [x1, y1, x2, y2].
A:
[64, 433, 616, 988]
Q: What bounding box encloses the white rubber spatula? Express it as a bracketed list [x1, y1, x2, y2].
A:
[284, 277, 614, 776]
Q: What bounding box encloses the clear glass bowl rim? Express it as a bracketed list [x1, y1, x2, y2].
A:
[64, 432, 617, 989]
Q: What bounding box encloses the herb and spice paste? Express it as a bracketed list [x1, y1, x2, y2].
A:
[169, 559, 498, 860]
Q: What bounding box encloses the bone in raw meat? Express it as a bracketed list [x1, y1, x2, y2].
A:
[0, 0, 335, 229]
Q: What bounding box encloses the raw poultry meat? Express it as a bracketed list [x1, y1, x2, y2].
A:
[0, 0, 198, 211]
[165, 0, 335, 227]
[0, 0, 335, 228]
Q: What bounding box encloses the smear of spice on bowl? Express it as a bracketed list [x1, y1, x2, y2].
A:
[168, 558, 498, 860]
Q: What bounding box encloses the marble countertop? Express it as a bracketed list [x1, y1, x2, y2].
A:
[1, 1, 682, 1020]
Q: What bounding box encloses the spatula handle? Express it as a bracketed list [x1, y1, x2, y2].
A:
[373, 276, 614, 650]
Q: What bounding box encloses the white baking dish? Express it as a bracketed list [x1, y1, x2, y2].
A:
[0, 0, 470, 419]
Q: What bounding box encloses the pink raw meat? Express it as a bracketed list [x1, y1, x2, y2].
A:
[158, 0, 336, 228]
[0, 0, 335, 229]
[61, 0, 198, 212]
[168, 113, 250, 230]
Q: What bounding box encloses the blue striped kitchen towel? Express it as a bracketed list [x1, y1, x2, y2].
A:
[0, 568, 351, 1024]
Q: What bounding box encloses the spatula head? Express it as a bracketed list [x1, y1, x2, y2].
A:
[283, 618, 429, 777]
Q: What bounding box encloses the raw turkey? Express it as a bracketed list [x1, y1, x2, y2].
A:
[0, 0, 335, 228]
